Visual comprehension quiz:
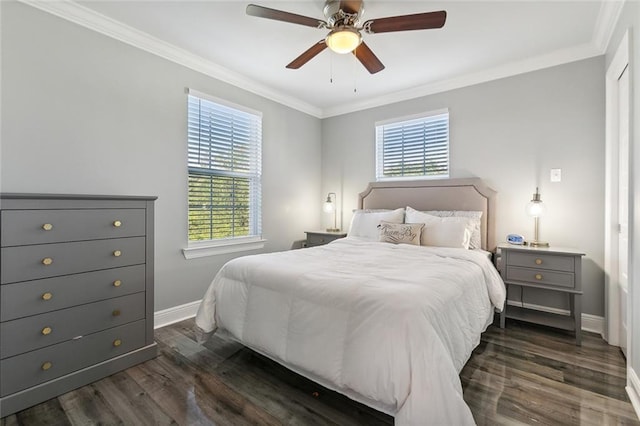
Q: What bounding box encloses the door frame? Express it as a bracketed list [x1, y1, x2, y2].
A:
[605, 30, 630, 347]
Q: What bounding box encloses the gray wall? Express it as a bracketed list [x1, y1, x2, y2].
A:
[0, 2, 322, 311]
[322, 57, 606, 316]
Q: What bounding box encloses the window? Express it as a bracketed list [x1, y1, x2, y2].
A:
[187, 89, 262, 245]
[375, 109, 449, 181]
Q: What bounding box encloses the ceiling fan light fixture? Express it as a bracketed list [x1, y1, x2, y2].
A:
[325, 26, 362, 54]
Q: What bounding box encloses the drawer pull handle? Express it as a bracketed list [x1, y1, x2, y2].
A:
[113, 220, 122, 228]
[41, 326, 52, 335]
[41, 292, 53, 301]
[535, 274, 543, 280]
[41, 361, 52, 371]
[42, 223, 53, 231]
[42, 257, 53, 266]
[113, 279, 122, 287]
[113, 339, 122, 347]
[112, 309, 121, 317]
[535, 258, 543, 265]
[113, 250, 122, 257]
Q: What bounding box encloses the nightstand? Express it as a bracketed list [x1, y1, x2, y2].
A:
[305, 230, 347, 247]
[496, 243, 585, 345]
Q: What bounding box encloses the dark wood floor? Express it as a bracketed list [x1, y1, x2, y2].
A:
[2, 318, 638, 425]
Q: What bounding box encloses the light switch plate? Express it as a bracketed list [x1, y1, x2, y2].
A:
[550, 168, 562, 182]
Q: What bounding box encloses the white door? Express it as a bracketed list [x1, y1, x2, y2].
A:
[618, 64, 630, 357]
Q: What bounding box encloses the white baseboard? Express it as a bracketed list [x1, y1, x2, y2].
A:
[154, 300, 201, 329]
[627, 367, 640, 421]
[506, 300, 604, 336]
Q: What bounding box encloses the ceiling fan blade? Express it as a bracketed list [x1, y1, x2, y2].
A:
[353, 41, 385, 74]
[286, 40, 328, 69]
[246, 4, 325, 28]
[363, 10, 446, 34]
[339, 0, 363, 15]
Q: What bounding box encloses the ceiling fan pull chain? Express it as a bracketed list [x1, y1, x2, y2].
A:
[330, 52, 334, 83]
[353, 50, 358, 93]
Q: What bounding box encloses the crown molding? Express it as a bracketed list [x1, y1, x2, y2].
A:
[320, 42, 601, 118]
[19, 0, 323, 118]
[592, 0, 626, 53]
[19, 0, 614, 120]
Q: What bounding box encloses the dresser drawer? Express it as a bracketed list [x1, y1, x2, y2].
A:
[0, 319, 145, 396]
[1, 292, 145, 359]
[1, 209, 145, 247]
[507, 252, 575, 272]
[1, 237, 145, 284]
[1, 265, 145, 321]
[506, 266, 575, 289]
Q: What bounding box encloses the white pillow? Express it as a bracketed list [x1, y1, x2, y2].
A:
[416, 209, 482, 249]
[348, 208, 405, 241]
[405, 206, 472, 249]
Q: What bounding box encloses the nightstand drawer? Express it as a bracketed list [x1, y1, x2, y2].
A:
[1, 292, 145, 359]
[508, 252, 575, 272]
[506, 266, 575, 288]
[1, 209, 146, 247]
[0, 319, 145, 397]
[1, 237, 146, 284]
[305, 231, 346, 247]
[307, 234, 331, 246]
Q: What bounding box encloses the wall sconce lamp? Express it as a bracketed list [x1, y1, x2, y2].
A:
[323, 192, 340, 232]
[525, 187, 549, 247]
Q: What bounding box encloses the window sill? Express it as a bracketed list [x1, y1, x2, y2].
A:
[182, 237, 266, 259]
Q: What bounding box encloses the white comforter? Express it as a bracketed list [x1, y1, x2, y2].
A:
[195, 238, 506, 425]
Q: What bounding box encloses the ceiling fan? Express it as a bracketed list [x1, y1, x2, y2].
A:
[246, 0, 447, 74]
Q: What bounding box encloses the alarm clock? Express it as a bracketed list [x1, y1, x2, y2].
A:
[507, 233, 525, 245]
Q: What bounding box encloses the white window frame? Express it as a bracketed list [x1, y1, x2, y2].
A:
[375, 108, 450, 181]
[183, 89, 265, 259]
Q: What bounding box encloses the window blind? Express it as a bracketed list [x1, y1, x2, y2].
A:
[187, 92, 262, 242]
[375, 111, 449, 181]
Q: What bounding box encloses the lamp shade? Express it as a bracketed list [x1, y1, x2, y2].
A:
[325, 26, 362, 54]
[526, 187, 546, 217]
[323, 199, 334, 213]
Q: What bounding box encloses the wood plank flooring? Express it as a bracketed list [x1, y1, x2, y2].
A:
[2, 318, 638, 425]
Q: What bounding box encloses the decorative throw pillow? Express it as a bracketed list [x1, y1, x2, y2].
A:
[347, 208, 405, 241]
[405, 207, 473, 249]
[378, 221, 424, 245]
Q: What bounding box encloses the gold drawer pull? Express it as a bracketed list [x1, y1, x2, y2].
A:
[112, 309, 121, 317]
[113, 279, 122, 287]
[535, 258, 543, 265]
[535, 274, 543, 280]
[41, 292, 53, 301]
[41, 326, 52, 335]
[113, 250, 122, 257]
[113, 220, 122, 228]
[42, 223, 53, 231]
[42, 257, 53, 266]
[113, 339, 122, 347]
[41, 361, 52, 371]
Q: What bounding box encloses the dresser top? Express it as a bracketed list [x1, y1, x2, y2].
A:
[0, 193, 157, 201]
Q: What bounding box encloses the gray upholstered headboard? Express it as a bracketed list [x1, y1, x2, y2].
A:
[358, 178, 497, 251]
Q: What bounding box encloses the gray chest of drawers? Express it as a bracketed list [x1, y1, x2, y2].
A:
[0, 194, 157, 416]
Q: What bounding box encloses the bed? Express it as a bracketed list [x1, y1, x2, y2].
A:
[195, 178, 506, 425]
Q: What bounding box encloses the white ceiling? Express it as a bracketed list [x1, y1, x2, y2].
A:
[43, 1, 616, 117]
